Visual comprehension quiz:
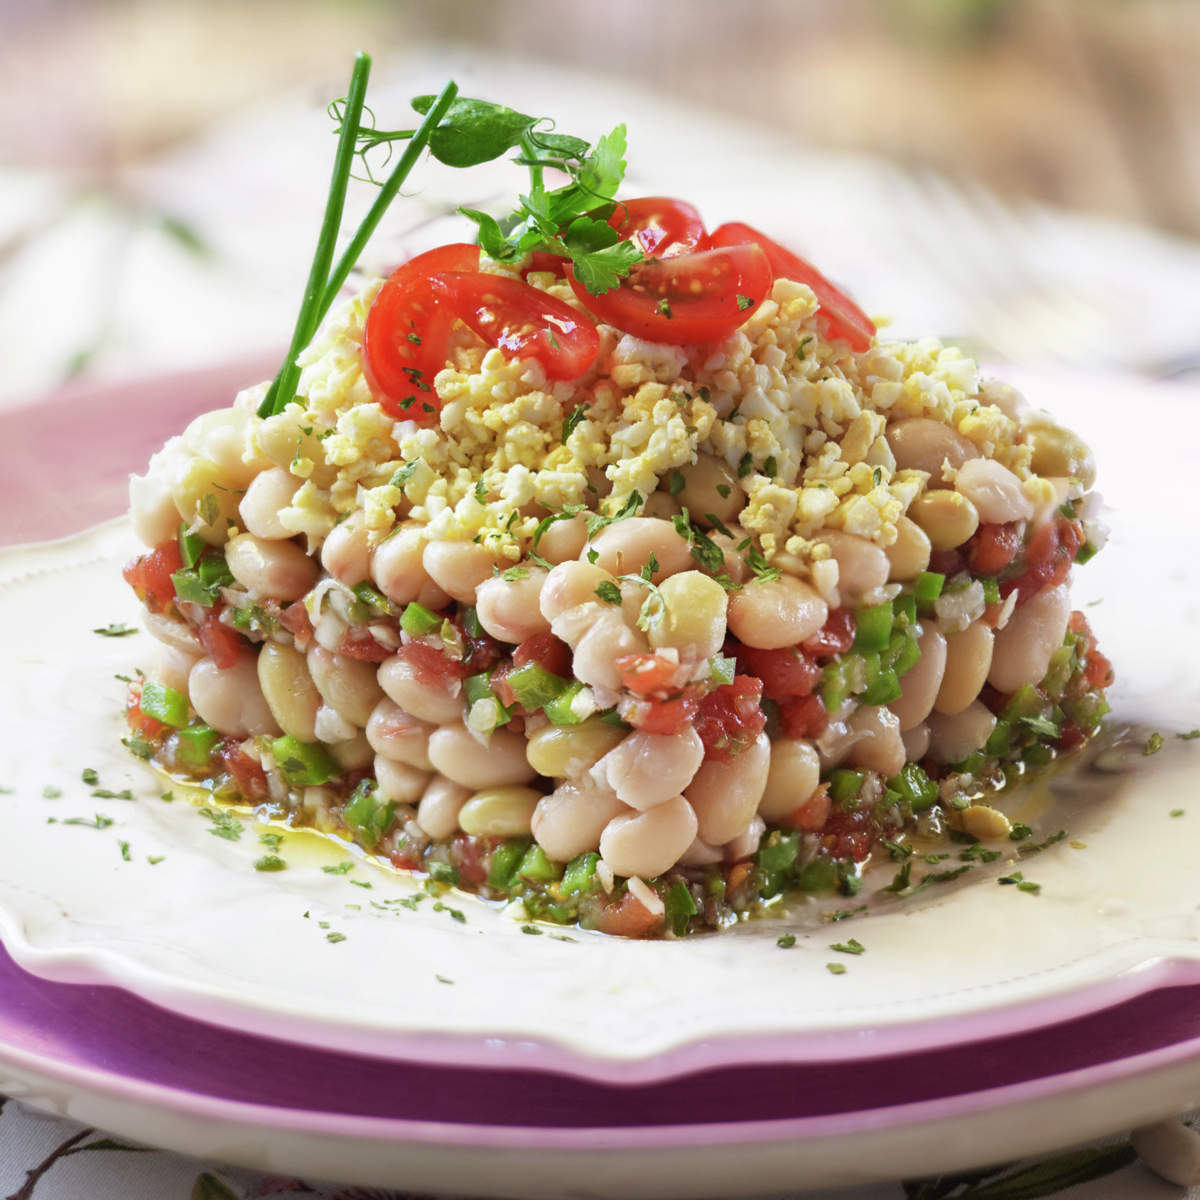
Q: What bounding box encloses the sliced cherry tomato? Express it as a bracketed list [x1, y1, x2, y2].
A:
[568, 244, 772, 345]
[733, 643, 821, 700]
[123, 540, 183, 613]
[363, 243, 481, 422]
[607, 196, 705, 258]
[802, 608, 857, 658]
[512, 633, 573, 679]
[708, 222, 875, 352]
[614, 652, 682, 695]
[197, 611, 242, 670]
[434, 271, 600, 381]
[694, 676, 767, 761]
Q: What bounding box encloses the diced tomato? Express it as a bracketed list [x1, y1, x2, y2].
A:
[733, 642, 820, 700]
[434, 271, 601, 380]
[390, 846, 422, 871]
[928, 548, 968, 577]
[788, 783, 832, 832]
[778, 692, 829, 739]
[621, 693, 701, 736]
[594, 889, 664, 939]
[338, 627, 395, 663]
[694, 676, 767, 762]
[279, 601, 314, 643]
[820, 806, 875, 862]
[802, 608, 856, 658]
[397, 639, 466, 683]
[607, 196, 706, 258]
[968, 521, 1024, 576]
[569, 244, 773, 345]
[1069, 610, 1114, 690]
[708, 222, 876, 352]
[126, 679, 168, 740]
[449, 834, 490, 886]
[197, 611, 242, 670]
[512, 633, 572, 679]
[615, 652, 681, 695]
[1056, 721, 1087, 752]
[1001, 516, 1083, 606]
[363, 243, 482, 423]
[217, 739, 269, 802]
[122, 539, 183, 613]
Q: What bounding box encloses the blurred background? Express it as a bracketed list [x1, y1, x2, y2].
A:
[1, 0, 1198, 404]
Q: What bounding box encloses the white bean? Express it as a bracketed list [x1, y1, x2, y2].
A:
[936, 621, 994, 715]
[540, 561, 618, 623]
[599, 795, 698, 878]
[189, 653, 280, 738]
[889, 626, 948, 731]
[225, 533, 318, 602]
[687, 731, 771, 845]
[814, 531, 890, 606]
[257, 641, 321, 742]
[153, 644, 200, 694]
[374, 756, 430, 805]
[330, 732, 373, 771]
[370, 525, 450, 609]
[586, 517, 692, 582]
[170, 457, 241, 546]
[377, 655, 464, 725]
[988, 583, 1070, 693]
[1131, 1120, 1200, 1187]
[427, 724, 536, 790]
[901, 723, 931, 761]
[646, 571, 728, 660]
[239, 468, 302, 540]
[474, 567, 552, 643]
[886, 418, 980, 487]
[885, 516, 932, 582]
[596, 728, 705, 811]
[129, 467, 183, 548]
[532, 777, 626, 861]
[727, 575, 827, 649]
[422, 540, 500, 603]
[365, 698, 435, 769]
[570, 608, 650, 692]
[321, 514, 371, 586]
[143, 611, 204, 655]
[845, 703, 906, 777]
[678, 835, 723, 867]
[724, 814, 765, 863]
[314, 704, 357, 743]
[926, 701, 996, 764]
[535, 514, 588, 565]
[306, 646, 384, 727]
[759, 738, 822, 822]
[525, 719, 625, 779]
[182, 408, 257, 486]
[954, 458, 1035, 524]
[458, 786, 541, 837]
[416, 776, 471, 841]
[678, 454, 744, 526]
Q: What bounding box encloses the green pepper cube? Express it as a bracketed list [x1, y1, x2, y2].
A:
[517, 843, 560, 884]
[887, 762, 939, 812]
[342, 780, 395, 846]
[893, 593, 917, 628]
[891, 631, 921, 678]
[178, 522, 207, 569]
[664, 879, 698, 937]
[171, 568, 215, 607]
[820, 659, 853, 714]
[464, 671, 496, 707]
[560, 851, 600, 896]
[506, 661, 570, 712]
[828, 769, 864, 805]
[487, 838, 530, 890]
[176, 723, 220, 767]
[460, 605, 485, 638]
[861, 656, 902, 705]
[794, 857, 838, 894]
[271, 736, 338, 787]
[852, 600, 893, 654]
[140, 682, 189, 728]
[757, 830, 800, 874]
[352, 581, 393, 613]
[983, 719, 1012, 757]
[196, 552, 233, 592]
[400, 601, 441, 638]
[914, 571, 945, 612]
[980, 576, 1001, 605]
[543, 681, 589, 726]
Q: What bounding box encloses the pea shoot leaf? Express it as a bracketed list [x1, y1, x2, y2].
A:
[411, 95, 537, 167]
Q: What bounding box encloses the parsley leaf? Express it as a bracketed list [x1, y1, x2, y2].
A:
[595, 581, 622, 605]
[93, 623, 137, 638]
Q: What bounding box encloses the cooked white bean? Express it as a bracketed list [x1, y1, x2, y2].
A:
[815, 719, 858, 770]
[257, 641, 321, 742]
[535, 514, 588, 565]
[927, 701, 996, 764]
[980, 378, 1029, 423]
[1131, 1120, 1200, 1187]
[907, 490, 980, 551]
[954, 459, 1035, 524]
[306, 646, 383, 727]
[814, 531, 890, 605]
[239, 468, 302, 540]
[759, 738, 821, 822]
[153, 644, 200, 694]
[988, 583, 1070, 692]
[889, 626, 948, 731]
[936, 621, 994, 715]
[540, 561, 618, 623]
[724, 814, 765, 863]
[727, 575, 827, 649]
[641, 491, 683, 520]
[182, 408, 258, 486]
[422, 540, 500, 603]
[678, 835, 724, 867]
[596, 727, 705, 811]
[901, 723, 931, 761]
[1025, 423, 1097, 491]
[687, 731, 770, 845]
[225, 533, 318, 601]
[599, 794, 698, 879]
[129, 468, 183, 548]
[365, 698, 435, 769]
[474, 567, 552, 643]
[143, 611, 204, 655]
[586, 517, 692, 582]
[886, 418, 980, 487]
[845, 703, 906, 777]
[532, 777, 626, 861]
[525, 718, 625, 779]
[170, 457, 241, 546]
[570, 609, 650, 692]
[314, 702, 358, 744]
[458, 786, 541, 837]
[370, 525, 450, 609]
[374, 756, 431, 805]
[416, 776, 471, 841]
[320, 514, 371, 586]
[377, 655, 463, 725]
[646, 571, 728, 660]
[706, 529, 751, 584]
[329, 732, 373, 771]
[427, 724, 536, 790]
[189, 653, 280, 738]
[678, 453, 744, 526]
[885, 516, 932, 582]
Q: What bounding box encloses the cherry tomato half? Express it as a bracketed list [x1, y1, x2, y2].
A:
[708, 222, 875, 352]
[607, 196, 706, 258]
[568, 244, 772, 345]
[362, 243, 481, 422]
[433, 272, 600, 381]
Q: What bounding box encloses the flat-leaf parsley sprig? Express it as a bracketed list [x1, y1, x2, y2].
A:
[261, 54, 641, 419]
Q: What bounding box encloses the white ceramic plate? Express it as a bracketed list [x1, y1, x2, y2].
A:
[1, 368, 1198, 1080]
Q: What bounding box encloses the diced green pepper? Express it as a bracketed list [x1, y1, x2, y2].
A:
[828, 769, 864, 805]
[197, 553, 233, 591]
[467, 696, 510, 734]
[887, 762, 939, 811]
[1065, 690, 1110, 732]
[506, 661, 570, 711]
[757, 830, 800, 874]
[984, 719, 1012, 757]
[464, 671, 497, 707]
[820, 659, 853, 714]
[175, 723, 220, 767]
[852, 600, 893, 654]
[271, 736, 338, 787]
[342, 779, 395, 846]
[560, 851, 600, 896]
[664, 880, 698, 936]
[487, 838, 531, 889]
[140, 682, 189, 728]
[1041, 641, 1077, 700]
[543, 681, 589, 726]
[893, 593, 917, 628]
[171, 568, 215, 606]
[979, 576, 1001, 605]
[1003, 684, 1046, 722]
[352, 581, 393, 612]
[400, 601, 441, 637]
[178, 522, 207, 568]
[794, 857, 838, 894]
[860, 655, 901, 705]
[890, 630, 921, 678]
[1075, 541, 1098, 565]
[914, 571, 945, 612]
[517, 843, 560, 883]
[460, 605, 485, 638]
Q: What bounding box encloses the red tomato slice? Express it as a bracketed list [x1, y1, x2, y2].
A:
[708, 222, 875, 352]
[362, 243, 481, 422]
[433, 272, 600, 381]
[568, 244, 772, 345]
[607, 196, 705, 258]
